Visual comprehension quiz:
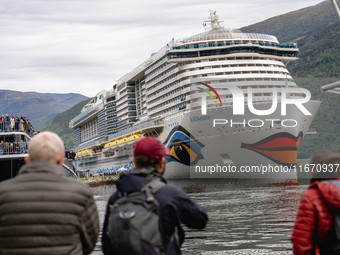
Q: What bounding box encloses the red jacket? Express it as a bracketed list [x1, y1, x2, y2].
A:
[291, 179, 340, 255]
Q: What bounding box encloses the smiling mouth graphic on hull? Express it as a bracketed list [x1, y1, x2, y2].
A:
[241, 132, 303, 166]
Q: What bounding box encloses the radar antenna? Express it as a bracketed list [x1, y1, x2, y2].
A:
[204, 10, 224, 30]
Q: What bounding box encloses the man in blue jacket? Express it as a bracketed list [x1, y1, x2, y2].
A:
[102, 137, 208, 254]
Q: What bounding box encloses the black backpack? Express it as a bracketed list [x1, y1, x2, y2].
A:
[319, 180, 340, 255]
[106, 179, 167, 255]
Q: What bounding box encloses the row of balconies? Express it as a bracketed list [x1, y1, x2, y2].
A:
[150, 105, 187, 119]
[148, 97, 186, 115]
[145, 57, 167, 75]
[146, 69, 176, 89]
[105, 103, 116, 109]
[147, 90, 183, 108]
[147, 76, 178, 95]
[145, 63, 174, 82]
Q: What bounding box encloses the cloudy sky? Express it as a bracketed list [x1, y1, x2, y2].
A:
[0, 0, 324, 97]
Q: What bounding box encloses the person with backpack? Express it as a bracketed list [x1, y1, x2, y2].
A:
[102, 137, 208, 255]
[291, 150, 340, 255]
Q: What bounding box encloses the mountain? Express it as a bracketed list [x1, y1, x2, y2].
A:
[27, 92, 87, 108]
[287, 22, 340, 78]
[242, 0, 340, 44]
[39, 98, 91, 149]
[0, 90, 88, 130]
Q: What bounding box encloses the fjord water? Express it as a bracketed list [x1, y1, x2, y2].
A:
[91, 179, 308, 255]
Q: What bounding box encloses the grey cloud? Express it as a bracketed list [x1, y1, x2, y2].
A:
[0, 0, 324, 96]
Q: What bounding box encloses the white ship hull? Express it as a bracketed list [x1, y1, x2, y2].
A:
[72, 100, 320, 180]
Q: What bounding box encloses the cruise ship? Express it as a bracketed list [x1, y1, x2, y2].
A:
[69, 11, 320, 179]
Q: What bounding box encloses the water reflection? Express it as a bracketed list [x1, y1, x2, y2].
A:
[91, 179, 308, 255]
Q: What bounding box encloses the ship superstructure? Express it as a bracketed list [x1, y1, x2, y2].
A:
[69, 11, 320, 179]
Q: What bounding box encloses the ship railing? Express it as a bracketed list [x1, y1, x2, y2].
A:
[167, 47, 298, 60]
[115, 109, 129, 117]
[176, 32, 279, 45]
[145, 63, 175, 82]
[106, 115, 117, 120]
[0, 123, 35, 137]
[114, 108, 136, 119]
[116, 102, 130, 112]
[113, 150, 133, 157]
[106, 109, 117, 114]
[151, 106, 186, 119]
[147, 76, 178, 95]
[120, 91, 127, 98]
[148, 98, 184, 115]
[105, 104, 116, 109]
[148, 82, 181, 101]
[145, 57, 168, 75]
[146, 70, 176, 89]
[0, 142, 28, 155]
[107, 120, 118, 124]
[115, 102, 136, 112]
[148, 90, 183, 108]
[172, 41, 297, 50]
[107, 119, 165, 142]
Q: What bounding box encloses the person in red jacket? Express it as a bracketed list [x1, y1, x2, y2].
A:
[291, 150, 340, 255]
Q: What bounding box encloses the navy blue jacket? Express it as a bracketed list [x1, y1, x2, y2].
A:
[102, 167, 208, 255]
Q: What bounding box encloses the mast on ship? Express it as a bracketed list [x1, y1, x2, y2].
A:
[204, 10, 224, 30]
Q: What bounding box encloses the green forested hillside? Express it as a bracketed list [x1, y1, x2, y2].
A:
[39, 99, 91, 149]
[242, 0, 340, 44]
[286, 22, 340, 158]
[288, 23, 340, 78]
[293, 77, 340, 158]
